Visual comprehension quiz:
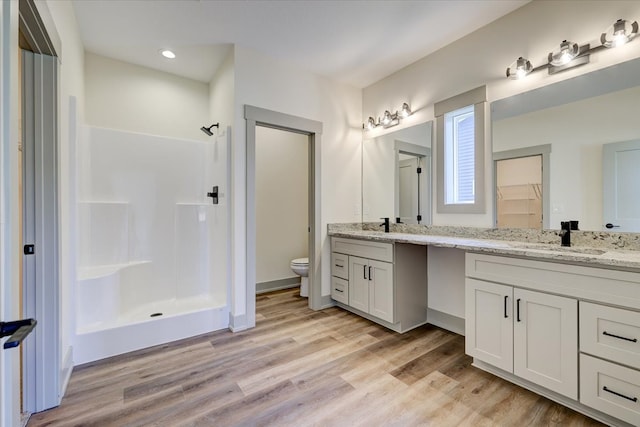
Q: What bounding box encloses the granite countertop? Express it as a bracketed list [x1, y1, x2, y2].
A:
[328, 224, 640, 272]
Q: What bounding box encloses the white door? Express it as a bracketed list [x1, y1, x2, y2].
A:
[349, 257, 369, 313]
[465, 279, 513, 372]
[513, 288, 578, 399]
[368, 260, 394, 323]
[398, 158, 418, 224]
[603, 140, 640, 231]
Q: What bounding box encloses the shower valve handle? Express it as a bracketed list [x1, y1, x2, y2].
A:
[207, 186, 219, 205]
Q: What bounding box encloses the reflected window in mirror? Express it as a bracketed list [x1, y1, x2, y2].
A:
[436, 85, 486, 214]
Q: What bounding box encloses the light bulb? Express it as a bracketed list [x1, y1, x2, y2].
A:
[400, 103, 412, 118]
[381, 111, 392, 126]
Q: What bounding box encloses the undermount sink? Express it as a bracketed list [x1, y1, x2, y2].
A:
[511, 243, 607, 256]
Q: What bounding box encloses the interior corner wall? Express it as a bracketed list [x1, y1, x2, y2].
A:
[255, 127, 308, 284]
[209, 47, 235, 132]
[37, 0, 86, 394]
[363, 0, 640, 228]
[232, 45, 362, 322]
[84, 52, 211, 141]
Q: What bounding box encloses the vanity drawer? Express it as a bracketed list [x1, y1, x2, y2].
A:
[580, 302, 640, 370]
[332, 237, 393, 263]
[580, 354, 640, 426]
[331, 277, 349, 304]
[331, 252, 349, 280]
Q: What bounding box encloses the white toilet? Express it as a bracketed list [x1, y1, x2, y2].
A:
[290, 257, 309, 297]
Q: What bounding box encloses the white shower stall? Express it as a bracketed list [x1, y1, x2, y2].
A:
[74, 126, 229, 364]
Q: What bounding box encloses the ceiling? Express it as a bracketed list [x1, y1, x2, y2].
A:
[72, 0, 530, 88]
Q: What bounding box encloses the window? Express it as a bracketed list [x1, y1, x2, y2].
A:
[444, 105, 475, 205]
[436, 86, 486, 214]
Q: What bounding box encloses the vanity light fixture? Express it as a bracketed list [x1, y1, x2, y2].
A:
[601, 18, 639, 48]
[363, 103, 412, 130]
[507, 16, 640, 81]
[506, 56, 533, 79]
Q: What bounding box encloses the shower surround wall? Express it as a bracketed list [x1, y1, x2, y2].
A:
[74, 126, 229, 364]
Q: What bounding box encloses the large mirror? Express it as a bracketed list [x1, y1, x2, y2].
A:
[362, 122, 432, 225]
[491, 57, 640, 232]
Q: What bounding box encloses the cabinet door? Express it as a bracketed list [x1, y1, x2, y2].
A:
[349, 256, 369, 313]
[369, 260, 394, 323]
[513, 288, 577, 399]
[465, 279, 513, 372]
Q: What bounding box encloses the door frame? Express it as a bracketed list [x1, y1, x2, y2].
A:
[493, 144, 551, 229]
[1, 2, 21, 426]
[245, 106, 323, 328]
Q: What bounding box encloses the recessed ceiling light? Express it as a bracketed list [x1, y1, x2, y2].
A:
[160, 49, 176, 59]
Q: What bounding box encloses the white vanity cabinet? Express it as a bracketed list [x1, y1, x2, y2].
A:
[349, 256, 394, 322]
[466, 278, 578, 399]
[330, 237, 427, 332]
[579, 302, 640, 425]
[466, 252, 640, 426]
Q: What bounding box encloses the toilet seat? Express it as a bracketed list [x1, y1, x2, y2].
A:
[291, 257, 308, 265]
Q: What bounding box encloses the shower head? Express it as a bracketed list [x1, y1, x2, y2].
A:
[201, 123, 219, 136]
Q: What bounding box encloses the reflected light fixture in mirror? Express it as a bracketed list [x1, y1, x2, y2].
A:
[601, 18, 639, 48]
[506, 56, 533, 80]
[363, 103, 412, 130]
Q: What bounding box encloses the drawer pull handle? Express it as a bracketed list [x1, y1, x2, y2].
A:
[504, 295, 508, 318]
[602, 386, 638, 402]
[335, 264, 344, 268]
[334, 288, 343, 293]
[602, 331, 638, 343]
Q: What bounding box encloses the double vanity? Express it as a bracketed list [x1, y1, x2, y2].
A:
[329, 223, 640, 427]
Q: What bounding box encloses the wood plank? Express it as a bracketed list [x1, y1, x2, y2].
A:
[27, 289, 604, 427]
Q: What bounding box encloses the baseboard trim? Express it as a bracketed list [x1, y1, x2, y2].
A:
[318, 294, 335, 309]
[427, 308, 465, 336]
[60, 346, 74, 399]
[228, 313, 248, 332]
[256, 277, 299, 294]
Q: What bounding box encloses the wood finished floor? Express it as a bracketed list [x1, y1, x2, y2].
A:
[28, 289, 603, 427]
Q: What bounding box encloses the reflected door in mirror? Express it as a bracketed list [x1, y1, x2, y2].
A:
[603, 140, 640, 232]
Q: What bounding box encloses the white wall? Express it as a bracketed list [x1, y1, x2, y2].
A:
[232, 45, 362, 324]
[256, 127, 308, 283]
[208, 48, 234, 134]
[85, 52, 210, 141]
[363, 0, 640, 228]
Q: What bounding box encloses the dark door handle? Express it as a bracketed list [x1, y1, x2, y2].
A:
[516, 299, 521, 322]
[605, 223, 620, 229]
[1, 319, 37, 349]
[602, 386, 638, 402]
[504, 295, 509, 318]
[363, 265, 367, 280]
[602, 331, 637, 342]
[368, 266, 372, 281]
[206, 186, 219, 204]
